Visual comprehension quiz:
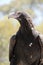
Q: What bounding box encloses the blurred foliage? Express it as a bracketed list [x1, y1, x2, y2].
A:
[35, 22, 43, 34]
[0, 0, 43, 13]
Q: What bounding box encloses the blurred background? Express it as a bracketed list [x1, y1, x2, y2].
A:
[0, 0, 43, 65]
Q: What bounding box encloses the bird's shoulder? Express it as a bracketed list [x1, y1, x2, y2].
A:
[10, 35, 17, 47]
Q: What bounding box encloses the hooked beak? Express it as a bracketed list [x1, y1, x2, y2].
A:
[8, 12, 22, 25]
[8, 12, 19, 20]
[8, 14, 17, 19]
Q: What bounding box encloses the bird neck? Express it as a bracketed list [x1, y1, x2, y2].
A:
[20, 26, 34, 42]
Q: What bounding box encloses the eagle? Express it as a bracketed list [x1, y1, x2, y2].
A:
[8, 11, 43, 65]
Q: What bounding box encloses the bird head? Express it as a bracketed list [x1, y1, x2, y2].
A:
[8, 11, 34, 31]
[8, 11, 24, 23]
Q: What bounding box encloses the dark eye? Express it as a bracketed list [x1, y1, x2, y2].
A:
[17, 13, 21, 17]
[18, 12, 21, 15]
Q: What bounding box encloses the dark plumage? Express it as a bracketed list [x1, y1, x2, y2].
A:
[9, 11, 43, 65]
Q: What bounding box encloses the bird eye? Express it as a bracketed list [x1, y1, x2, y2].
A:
[18, 12, 21, 15]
